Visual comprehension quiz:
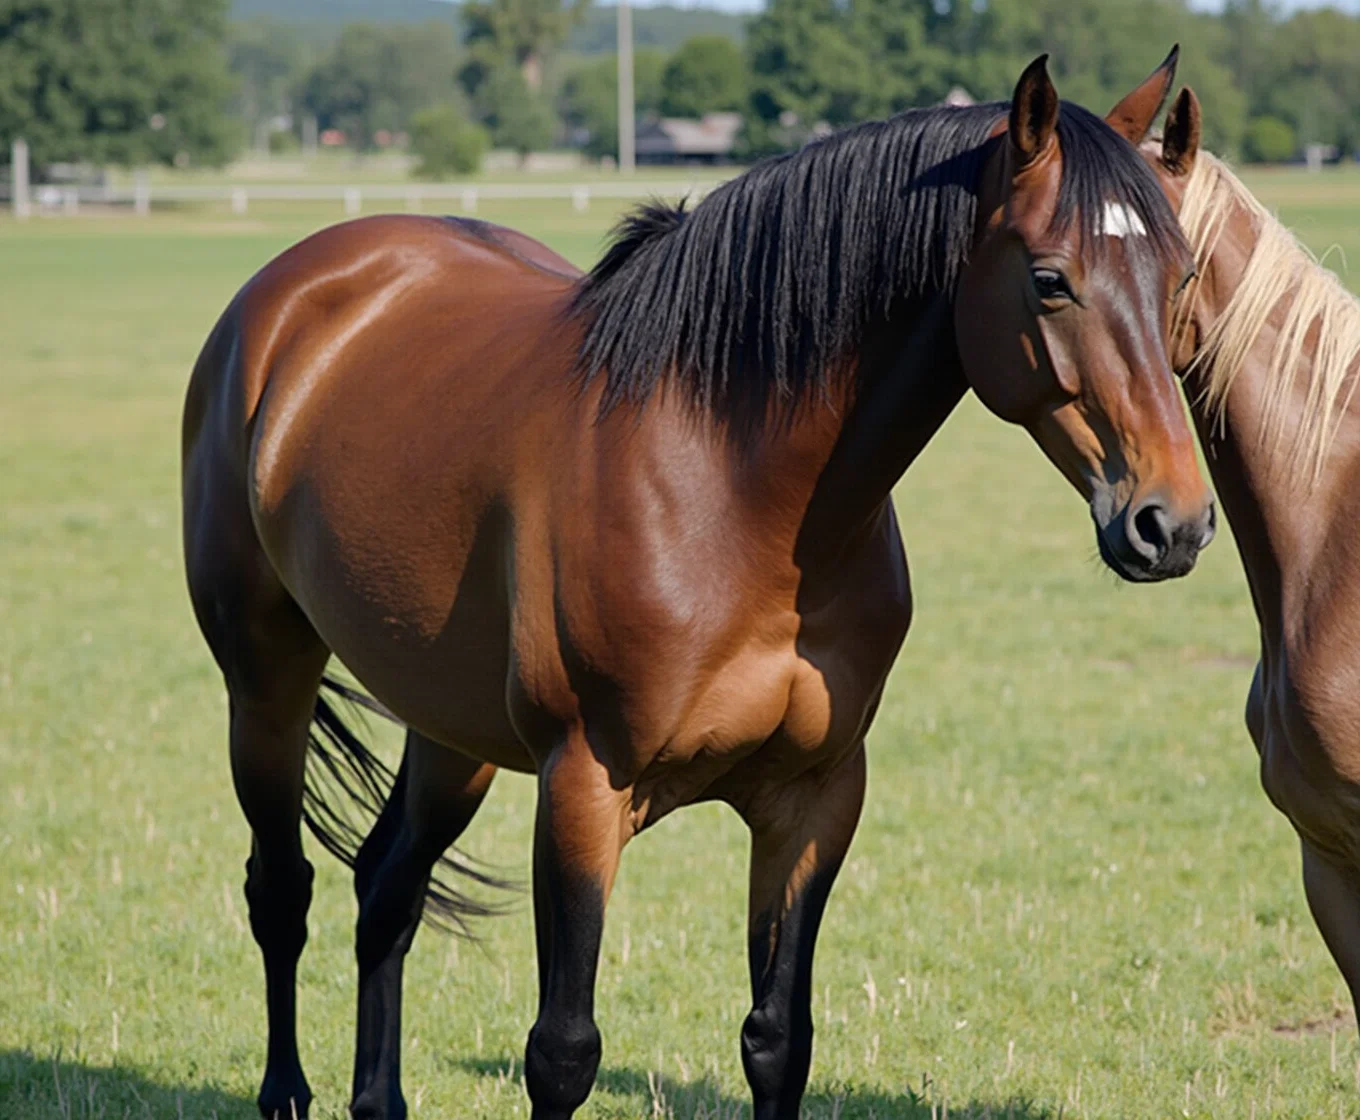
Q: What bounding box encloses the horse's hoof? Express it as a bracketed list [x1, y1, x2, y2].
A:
[349, 1087, 407, 1120]
[258, 1072, 312, 1120]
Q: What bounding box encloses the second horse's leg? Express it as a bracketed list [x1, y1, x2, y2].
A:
[738, 745, 866, 1120]
[350, 732, 498, 1119]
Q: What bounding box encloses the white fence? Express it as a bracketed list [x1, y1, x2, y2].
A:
[4, 178, 722, 218]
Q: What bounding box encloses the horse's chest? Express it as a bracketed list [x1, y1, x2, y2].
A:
[630, 568, 911, 828]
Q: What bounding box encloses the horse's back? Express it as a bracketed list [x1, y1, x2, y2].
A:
[185, 215, 576, 455]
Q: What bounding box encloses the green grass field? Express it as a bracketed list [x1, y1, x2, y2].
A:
[5, 166, 1360, 1119]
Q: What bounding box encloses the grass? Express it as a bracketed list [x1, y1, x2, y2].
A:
[4, 163, 1360, 1118]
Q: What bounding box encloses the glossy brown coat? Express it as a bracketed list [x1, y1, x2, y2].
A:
[183, 59, 1209, 1120]
[1141, 91, 1360, 1038]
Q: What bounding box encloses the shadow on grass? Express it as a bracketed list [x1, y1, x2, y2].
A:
[456, 1055, 1058, 1119]
[0, 1049, 255, 1119]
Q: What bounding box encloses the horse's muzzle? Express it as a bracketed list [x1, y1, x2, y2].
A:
[1096, 496, 1216, 582]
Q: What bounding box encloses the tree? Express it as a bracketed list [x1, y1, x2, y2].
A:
[568, 5, 745, 54]
[744, 0, 1251, 159]
[559, 47, 665, 158]
[462, 0, 590, 92]
[1259, 10, 1360, 154]
[479, 65, 555, 158]
[0, 0, 237, 172]
[300, 21, 461, 151]
[843, 0, 947, 118]
[229, 17, 312, 149]
[745, 0, 944, 152]
[660, 35, 746, 118]
[746, 0, 878, 147]
[1243, 116, 1296, 163]
[1220, 0, 1276, 117]
[410, 104, 489, 176]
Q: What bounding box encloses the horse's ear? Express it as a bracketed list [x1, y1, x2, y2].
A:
[1009, 54, 1059, 168]
[1161, 86, 1201, 177]
[1105, 44, 1179, 145]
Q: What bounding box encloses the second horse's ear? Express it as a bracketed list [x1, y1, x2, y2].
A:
[1161, 87, 1201, 177]
[1010, 54, 1059, 169]
[1106, 45, 1179, 145]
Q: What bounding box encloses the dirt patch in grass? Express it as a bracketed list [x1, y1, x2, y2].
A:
[1272, 1009, 1356, 1038]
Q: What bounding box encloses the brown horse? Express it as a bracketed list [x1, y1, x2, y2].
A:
[1139, 92, 1360, 1041]
[181, 56, 1214, 1120]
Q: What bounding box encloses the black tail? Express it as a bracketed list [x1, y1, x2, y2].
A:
[302, 675, 516, 936]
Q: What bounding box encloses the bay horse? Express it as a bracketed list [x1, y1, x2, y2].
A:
[1140, 91, 1360, 1040]
[181, 56, 1214, 1120]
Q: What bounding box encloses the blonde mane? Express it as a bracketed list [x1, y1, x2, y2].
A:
[1175, 152, 1360, 480]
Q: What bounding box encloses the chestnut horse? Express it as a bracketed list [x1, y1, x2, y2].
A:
[1140, 92, 1360, 1040]
[182, 57, 1214, 1120]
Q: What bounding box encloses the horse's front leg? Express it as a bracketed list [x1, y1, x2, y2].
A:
[737, 744, 866, 1120]
[1301, 837, 1360, 1036]
[524, 732, 630, 1120]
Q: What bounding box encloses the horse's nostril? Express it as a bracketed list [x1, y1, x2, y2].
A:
[1201, 502, 1218, 549]
[1128, 501, 1171, 563]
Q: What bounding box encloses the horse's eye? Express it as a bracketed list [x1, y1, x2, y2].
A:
[1031, 267, 1073, 304]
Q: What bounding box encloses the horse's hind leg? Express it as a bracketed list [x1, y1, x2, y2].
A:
[231, 671, 328, 1120]
[350, 732, 497, 1120]
[186, 516, 329, 1119]
[737, 745, 866, 1120]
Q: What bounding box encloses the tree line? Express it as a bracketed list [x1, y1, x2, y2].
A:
[1, 0, 1358, 176]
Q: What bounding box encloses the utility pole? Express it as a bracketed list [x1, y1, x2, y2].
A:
[617, 0, 635, 174]
[11, 139, 30, 219]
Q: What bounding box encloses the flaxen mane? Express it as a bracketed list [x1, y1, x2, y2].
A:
[571, 101, 1186, 428]
[1176, 153, 1360, 478]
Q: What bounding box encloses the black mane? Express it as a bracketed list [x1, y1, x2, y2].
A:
[569, 100, 1185, 428]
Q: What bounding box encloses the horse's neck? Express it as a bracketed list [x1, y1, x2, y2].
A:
[793, 296, 967, 582]
[1185, 379, 1286, 639]
[1187, 293, 1360, 647]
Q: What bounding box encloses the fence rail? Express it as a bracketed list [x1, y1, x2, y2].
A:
[3, 178, 724, 217]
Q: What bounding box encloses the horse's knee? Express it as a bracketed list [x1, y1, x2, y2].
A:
[244, 855, 313, 956]
[524, 1017, 601, 1115]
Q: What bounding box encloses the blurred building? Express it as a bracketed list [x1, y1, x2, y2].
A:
[636, 112, 742, 165]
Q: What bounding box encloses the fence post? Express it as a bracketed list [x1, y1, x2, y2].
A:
[405, 189, 421, 212]
[11, 138, 30, 219]
[231, 187, 248, 215]
[460, 187, 478, 213]
[62, 187, 78, 215]
[134, 170, 150, 216]
[572, 185, 589, 213]
[344, 187, 361, 216]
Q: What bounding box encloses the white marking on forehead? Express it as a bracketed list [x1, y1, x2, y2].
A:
[1099, 201, 1147, 238]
